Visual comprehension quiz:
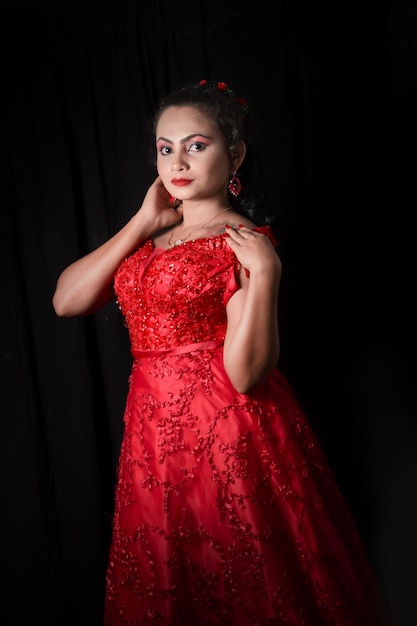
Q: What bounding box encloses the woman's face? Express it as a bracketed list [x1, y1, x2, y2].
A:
[155, 105, 232, 203]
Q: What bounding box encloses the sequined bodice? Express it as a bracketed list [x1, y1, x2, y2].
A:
[114, 233, 243, 351]
[114, 227, 273, 352]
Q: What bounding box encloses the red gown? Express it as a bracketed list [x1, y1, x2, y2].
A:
[104, 227, 388, 625]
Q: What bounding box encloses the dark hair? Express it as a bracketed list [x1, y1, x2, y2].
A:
[151, 81, 274, 226]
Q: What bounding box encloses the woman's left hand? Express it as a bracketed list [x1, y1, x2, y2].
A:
[225, 225, 281, 278]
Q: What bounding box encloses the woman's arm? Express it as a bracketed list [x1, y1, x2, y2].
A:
[223, 226, 281, 393]
[52, 177, 181, 317]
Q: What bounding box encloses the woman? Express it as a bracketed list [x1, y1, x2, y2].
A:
[53, 80, 388, 625]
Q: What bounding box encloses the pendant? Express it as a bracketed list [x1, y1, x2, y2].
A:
[169, 239, 183, 247]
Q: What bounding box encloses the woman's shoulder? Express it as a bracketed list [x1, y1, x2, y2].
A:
[225, 213, 255, 229]
[225, 214, 276, 245]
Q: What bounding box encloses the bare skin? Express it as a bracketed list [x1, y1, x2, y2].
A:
[53, 105, 282, 392]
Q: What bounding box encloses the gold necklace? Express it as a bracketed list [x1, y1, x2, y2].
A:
[167, 207, 231, 248]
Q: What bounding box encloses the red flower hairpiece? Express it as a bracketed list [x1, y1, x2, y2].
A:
[199, 79, 250, 115]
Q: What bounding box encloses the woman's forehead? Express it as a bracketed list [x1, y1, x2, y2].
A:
[156, 105, 217, 136]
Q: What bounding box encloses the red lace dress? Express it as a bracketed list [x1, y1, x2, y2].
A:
[104, 227, 387, 625]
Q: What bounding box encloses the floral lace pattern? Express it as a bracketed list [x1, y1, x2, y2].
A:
[104, 229, 387, 625]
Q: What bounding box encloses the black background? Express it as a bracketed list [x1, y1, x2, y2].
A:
[1, 1, 415, 625]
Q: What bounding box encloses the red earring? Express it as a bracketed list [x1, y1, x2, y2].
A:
[228, 171, 242, 197]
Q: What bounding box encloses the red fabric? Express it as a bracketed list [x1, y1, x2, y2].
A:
[104, 229, 387, 625]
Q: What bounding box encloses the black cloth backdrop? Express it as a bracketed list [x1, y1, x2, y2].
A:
[1, 1, 415, 625]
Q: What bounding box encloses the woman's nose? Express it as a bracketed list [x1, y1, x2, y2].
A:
[171, 155, 188, 171]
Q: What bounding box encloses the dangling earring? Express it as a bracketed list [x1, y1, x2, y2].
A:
[228, 171, 242, 197]
[169, 195, 181, 208]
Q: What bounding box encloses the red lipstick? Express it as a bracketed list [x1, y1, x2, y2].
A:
[171, 178, 192, 186]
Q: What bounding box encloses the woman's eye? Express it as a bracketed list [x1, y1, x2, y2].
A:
[160, 146, 172, 155]
[189, 142, 205, 152]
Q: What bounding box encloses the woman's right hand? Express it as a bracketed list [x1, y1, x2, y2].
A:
[136, 176, 183, 233]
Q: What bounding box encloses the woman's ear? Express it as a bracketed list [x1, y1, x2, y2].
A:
[231, 140, 246, 171]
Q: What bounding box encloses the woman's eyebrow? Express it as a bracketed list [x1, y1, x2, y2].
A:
[156, 133, 212, 144]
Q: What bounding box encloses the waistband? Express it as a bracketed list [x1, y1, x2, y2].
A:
[131, 340, 223, 359]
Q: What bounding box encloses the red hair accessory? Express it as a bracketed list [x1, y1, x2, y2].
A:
[199, 79, 249, 115]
